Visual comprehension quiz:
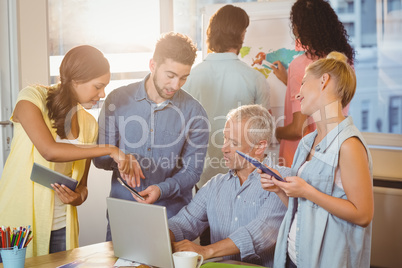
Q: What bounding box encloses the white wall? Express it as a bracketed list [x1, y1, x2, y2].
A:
[17, 0, 49, 87]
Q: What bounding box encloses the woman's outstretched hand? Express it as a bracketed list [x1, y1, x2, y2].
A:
[110, 147, 145, 188]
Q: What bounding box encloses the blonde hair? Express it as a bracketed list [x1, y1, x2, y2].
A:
[306, 51, 356, 107]
[227, 104, 274, 145]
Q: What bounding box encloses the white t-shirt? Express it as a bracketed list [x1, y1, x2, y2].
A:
[51, 136, 79, 231]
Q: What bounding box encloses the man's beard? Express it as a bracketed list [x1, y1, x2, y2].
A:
[153, 71, 174, 100]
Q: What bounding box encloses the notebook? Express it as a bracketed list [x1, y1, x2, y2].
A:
[106, 197, 174, 268]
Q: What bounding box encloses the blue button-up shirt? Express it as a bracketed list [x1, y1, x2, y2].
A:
[93, 75, 209, 219]
[168, 162, 288, 267]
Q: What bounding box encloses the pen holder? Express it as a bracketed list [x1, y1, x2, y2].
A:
[0, 246, 27, 268]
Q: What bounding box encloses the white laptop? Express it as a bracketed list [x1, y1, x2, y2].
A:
[106, 197, 174, 268]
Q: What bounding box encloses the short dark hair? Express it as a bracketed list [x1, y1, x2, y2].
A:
[207, 5, 249, 53]
[153, 32, 197, 66]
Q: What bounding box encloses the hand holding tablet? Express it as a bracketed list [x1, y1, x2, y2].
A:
[236, 150, 286, 182]
[30, 163, 78, 191]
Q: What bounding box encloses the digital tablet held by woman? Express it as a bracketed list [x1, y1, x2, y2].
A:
[30, 163, 78, 191]
[236, 150, 285, 182]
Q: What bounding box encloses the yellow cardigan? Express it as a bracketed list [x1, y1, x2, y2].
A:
[0, 85, 98, 257]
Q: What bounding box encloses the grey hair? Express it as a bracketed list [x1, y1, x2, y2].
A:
[227, 104, 274, 145]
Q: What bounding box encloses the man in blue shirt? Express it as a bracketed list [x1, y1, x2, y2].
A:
[168, 105, 287, 267]
[93, 32, 209, 241]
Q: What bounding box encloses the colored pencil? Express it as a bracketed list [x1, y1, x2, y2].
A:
[0, 226, 33, 248]
[10, 229, 17, 247]
[15, 228, 23, 248]
[20, 229, 30, 249]
[1, 228, 5, 248]
[24, 236, 33, 248]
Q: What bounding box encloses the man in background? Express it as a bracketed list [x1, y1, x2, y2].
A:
[94, 32, 209, 241]
[183, 4, 270, 189]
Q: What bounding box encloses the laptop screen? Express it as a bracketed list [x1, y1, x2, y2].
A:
[106, 197, 174, 268]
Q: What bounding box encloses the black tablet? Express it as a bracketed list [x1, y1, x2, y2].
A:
[30, 162, 78, 191]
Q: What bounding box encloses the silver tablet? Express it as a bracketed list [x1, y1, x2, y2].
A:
[30, 162, 78, 191]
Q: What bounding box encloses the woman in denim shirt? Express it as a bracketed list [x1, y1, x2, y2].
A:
[260, 52, 373, 267]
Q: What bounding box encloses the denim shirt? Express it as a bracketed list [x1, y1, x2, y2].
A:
[274, 117, 373, 268]
[93, 75, 209, 219]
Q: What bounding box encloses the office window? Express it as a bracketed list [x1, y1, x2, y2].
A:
[344, 0, 402, 136]
[174, 0, 402, 137]
[389, 96, 402, 133]
[361, 100, 370, 131]
[47, 0, 402, 137]
[47, 0, 163, 107]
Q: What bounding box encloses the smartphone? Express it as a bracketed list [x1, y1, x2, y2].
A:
[236, 150, 286, 182]
[117, 177, 145, 200]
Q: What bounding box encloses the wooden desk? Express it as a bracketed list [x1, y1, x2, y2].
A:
[1, 242, 115, 268]
[0, 242, 262, 267]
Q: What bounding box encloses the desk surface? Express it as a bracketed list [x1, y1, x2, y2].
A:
[0, 242, 262, 267]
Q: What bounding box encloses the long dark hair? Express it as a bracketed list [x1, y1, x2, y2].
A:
[291, 0, 355, 64]
[46, 45, 109, 138]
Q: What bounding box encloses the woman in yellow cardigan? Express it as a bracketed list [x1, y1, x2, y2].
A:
[0, 45, 141, 257]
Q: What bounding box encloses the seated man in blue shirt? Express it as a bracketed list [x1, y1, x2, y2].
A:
[93, 32, 210, 241]
[168, 104, 288, 267]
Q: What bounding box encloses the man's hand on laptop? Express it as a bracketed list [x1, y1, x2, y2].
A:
[172, 239, 208, 259]
[133, 185, 161, 204]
